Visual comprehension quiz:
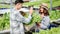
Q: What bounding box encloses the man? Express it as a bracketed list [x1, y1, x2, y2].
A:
[10, 0, 33, 34]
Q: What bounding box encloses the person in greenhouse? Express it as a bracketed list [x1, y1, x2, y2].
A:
[10, 0, 33, 34]
[30, 3, 50, 32]
[38, 3, 58, 29]
[30, 3, 59, 32]
[38, 3, 50, 29]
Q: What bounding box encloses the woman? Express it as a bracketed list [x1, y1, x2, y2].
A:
[38, 3, 58, 29]
[30, 3, 50, 32]
[30, 3, 58, 32]
[38, 3, 50, 29]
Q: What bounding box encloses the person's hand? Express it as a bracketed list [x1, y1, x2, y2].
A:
[36, 22, 40, 27]
[29, 6, 33, 15]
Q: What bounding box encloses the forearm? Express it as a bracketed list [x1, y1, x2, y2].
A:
[22, 14, 32, 24]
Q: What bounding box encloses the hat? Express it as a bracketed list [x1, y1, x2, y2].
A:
[42, 6, 48, 10]
[40, 3, 48, 7]
[40, 3, 48, 10]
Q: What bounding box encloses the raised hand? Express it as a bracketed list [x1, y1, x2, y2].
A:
[29, 6, 33, 15]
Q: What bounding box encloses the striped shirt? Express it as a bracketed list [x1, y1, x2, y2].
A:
[40, 16, 50, 29]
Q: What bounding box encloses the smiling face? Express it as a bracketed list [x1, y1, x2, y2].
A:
[15, 3, 23, 10]
[39, 7, 44, 12]
[39, 6, 44, 14]
[39, 6, 49, 18]
[39, 6, 45, 18]
[14, 0, 24, 10]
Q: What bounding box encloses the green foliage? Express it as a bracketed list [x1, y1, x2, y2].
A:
[0, 13, 10, 30]
[24, 0, 60, 8]
[49, 10, 60, 20]
[29, 12, 41, 25]
[0, 0, 60, 8]
[33, 27, 60, 34]
[24, 12, 41, 25]
[0, 10, 60, 34]
[0, 4, 10, 8]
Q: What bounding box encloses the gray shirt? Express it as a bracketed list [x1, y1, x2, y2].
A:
[10, 8, 32, 34]
[40, 16, 50, 29]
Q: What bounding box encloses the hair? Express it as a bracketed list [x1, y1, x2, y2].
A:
[15, 0, 24, 5]
[39, 6, 49, 16]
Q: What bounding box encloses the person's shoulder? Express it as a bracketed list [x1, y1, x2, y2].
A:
[44, 16, 50, 19]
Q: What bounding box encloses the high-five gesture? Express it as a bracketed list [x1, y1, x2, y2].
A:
[29, 6, 33, 15]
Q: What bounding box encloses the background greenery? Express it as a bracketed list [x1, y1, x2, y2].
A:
[0, 10, 60, 34]
[0, 0, 60, 34]
[0, 0, 60, 8]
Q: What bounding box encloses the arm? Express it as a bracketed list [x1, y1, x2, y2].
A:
[22, 6, 33, 24]
[14, 12, 32, 23]
[22, 14, 32, 24]
[15, 6, 33, 24]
